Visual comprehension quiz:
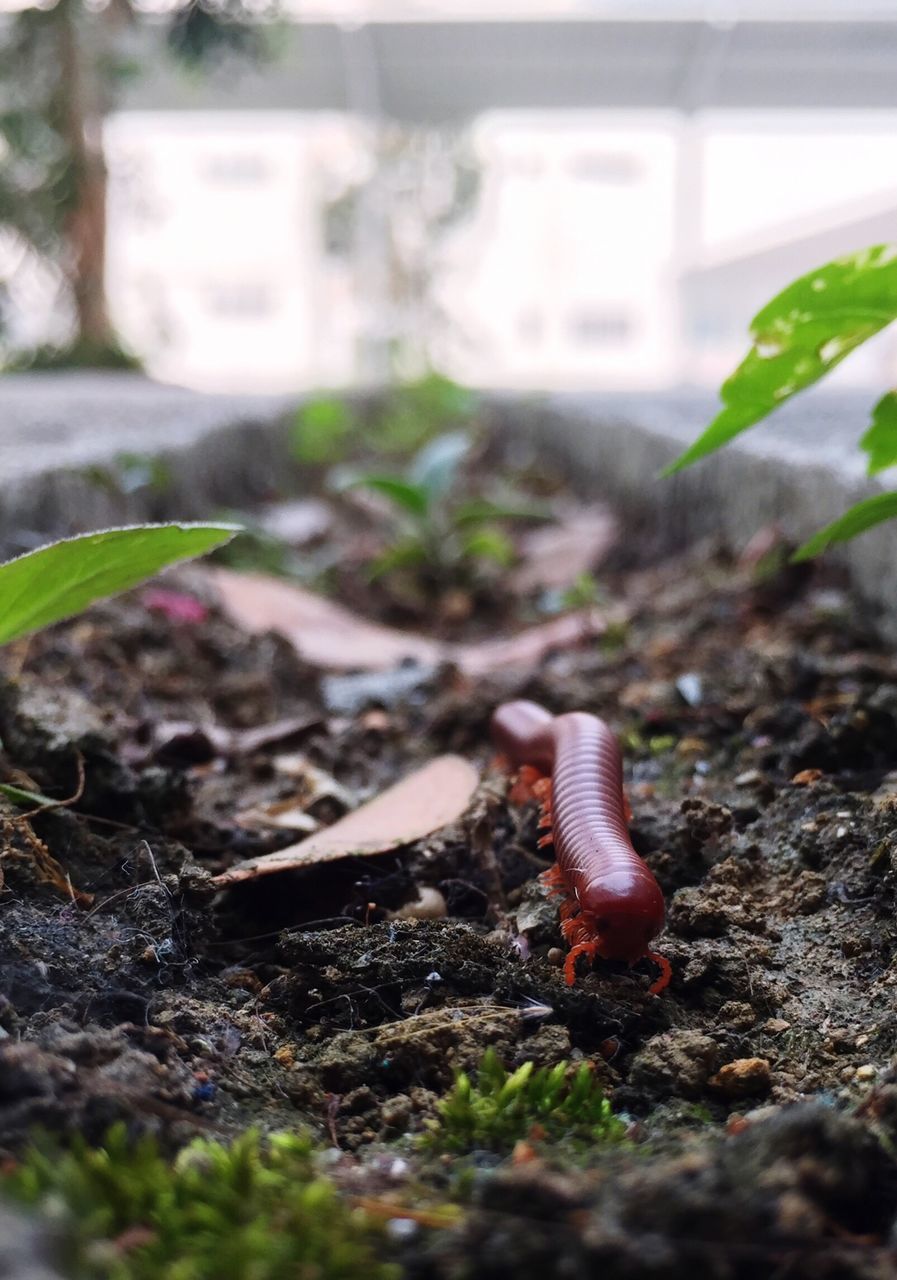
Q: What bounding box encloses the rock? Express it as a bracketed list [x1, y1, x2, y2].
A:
[708, 1057, 772, 1100]
[629, 1029, 719, 1100]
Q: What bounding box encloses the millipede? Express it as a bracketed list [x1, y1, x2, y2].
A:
[491, 699, 670, 994]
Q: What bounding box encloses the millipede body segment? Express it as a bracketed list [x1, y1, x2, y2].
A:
[491, 699, 670, 993]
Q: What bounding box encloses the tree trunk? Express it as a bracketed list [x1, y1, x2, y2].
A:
[57, 0, 112, 350]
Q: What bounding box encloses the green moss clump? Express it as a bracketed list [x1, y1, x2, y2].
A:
[3, 1125, 399, 1280]
[425, 1048, 627, 1155]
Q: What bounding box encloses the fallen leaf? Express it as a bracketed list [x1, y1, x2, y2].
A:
[452, 610, 607, 677]
[208, 568, 441, 670]
[150, 714, 322, 765]
[142, 588, 210, 625]
[509, 504, 616, 594]
[207, 568, 607, 675]
[212, 754, 479, 885]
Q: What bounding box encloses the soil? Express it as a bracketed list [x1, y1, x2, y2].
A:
[3, 479, 897, 1277]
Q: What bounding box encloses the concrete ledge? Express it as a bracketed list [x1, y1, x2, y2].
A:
[0, 373, 296, 550]
[497, 388, 896, 634]
[0, 373, 893, 633]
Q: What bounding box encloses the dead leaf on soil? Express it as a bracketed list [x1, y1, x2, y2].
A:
[212, 754, 479, 885]
[509, 503, 617, 594]
[206, 568, 608, 675]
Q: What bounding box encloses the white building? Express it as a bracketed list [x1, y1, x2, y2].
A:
[440, 114, 679, 389]
[104, 112, 366, 391]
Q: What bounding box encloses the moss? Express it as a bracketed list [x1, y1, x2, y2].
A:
[424, 1048, 627, 1155]
[3, 1125, 399, 1280]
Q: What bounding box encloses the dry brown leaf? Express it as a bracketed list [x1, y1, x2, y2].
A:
[212, 754, 479, 886]
[509, 503, 617, 594]
[206, 568, 607, 675]
[452, 609, 607, 677]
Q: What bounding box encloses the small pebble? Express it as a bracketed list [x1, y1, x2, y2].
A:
[708, 1057, 772, 1099]
[547, 947, 565, 968]
[392, 887, 447, 921]
[855, 1064, 877, 1082]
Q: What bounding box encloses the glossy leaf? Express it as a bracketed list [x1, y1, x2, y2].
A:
[860, 390, 897, 475]
[792, 491, 897, 561]
[664, 245, 897, 475]
[336, 473, 430, 519]
[0, 522, 238, 645]
[409, 431, 471, 503]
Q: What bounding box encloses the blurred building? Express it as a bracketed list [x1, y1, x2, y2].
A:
[105, 112, 366, 391]
[103, 106, 897, 393]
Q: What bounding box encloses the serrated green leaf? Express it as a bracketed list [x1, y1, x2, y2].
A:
[664, 245, 897, 475]
[792, 491, 897, 562]
[0, 522, 238, 645]
[860, 390, 897, 474]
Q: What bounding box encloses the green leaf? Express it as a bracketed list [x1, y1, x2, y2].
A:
[290, 397, 356, 465]
[366, 538, 428, 580]
[0, 522, 239, 645]
[664, 245, 897, 475]
[461, 526, 515, 566]
[338, 474, 430, 519]
[860, 390, 897, 475]
[0, 782, 57, 808]
[792, 491, 897, 561]
[409, 431, 471, 503]
[452, 495, 552, 527]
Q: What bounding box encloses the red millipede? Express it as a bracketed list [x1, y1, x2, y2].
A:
[491, 699, 670, 994]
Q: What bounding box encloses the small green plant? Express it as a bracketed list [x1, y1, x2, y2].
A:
[0, 523, 237, 646]
[290, 396, 359, 465]
[336, 432, 546, 587]
[425, 1048, 626, 1154]
[3, 1125, 397, 1280]
[373, 372, 478, 456]
[665, 244, 897, 559]
[81, 453, 174, 499]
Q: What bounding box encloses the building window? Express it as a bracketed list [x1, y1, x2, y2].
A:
[568, 152, 641, 183]
[567, 309, 632, 345]
[202, 154, 271, 185]
[205, 283, 274, 317]
[518, 308, 544, 345]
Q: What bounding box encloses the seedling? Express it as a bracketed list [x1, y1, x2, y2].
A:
[425, 1047, 626, 1154]
[335, 431, 547, 590]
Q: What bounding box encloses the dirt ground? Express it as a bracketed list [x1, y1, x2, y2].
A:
[3, 491, 897, 1277]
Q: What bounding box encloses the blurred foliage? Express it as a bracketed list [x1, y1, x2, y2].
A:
[0, 0, 276, 366]
[334, 428, 548, 590]
[665, 244, 897, 559]
[3, 1124, 398, 1280]
[291, 395, 359, 465]
[289, 374, 479, 469]
[424, 1048, 626, 1155]
[8, 337, 142, 373]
